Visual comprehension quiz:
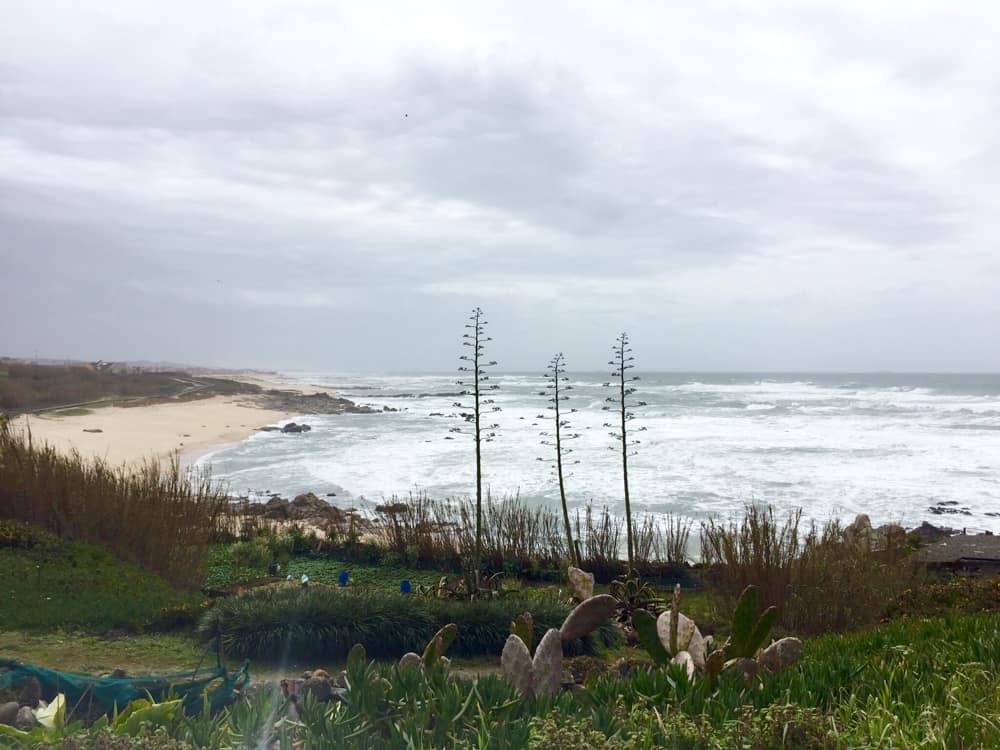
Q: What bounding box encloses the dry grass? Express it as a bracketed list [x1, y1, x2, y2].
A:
[701, 504, 921, 634]
[0, 418, 228, 588]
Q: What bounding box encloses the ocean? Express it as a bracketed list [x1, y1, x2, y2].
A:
[197, 372, 1000, 534]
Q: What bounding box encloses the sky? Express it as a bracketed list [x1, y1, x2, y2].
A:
[2, 1, 999, 373]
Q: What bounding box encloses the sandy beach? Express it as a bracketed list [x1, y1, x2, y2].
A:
[10, 373, 314, 467]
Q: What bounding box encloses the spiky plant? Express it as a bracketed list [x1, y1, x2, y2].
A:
[602, 332, 646, 568]
[538, 352, 580, 566]
[452, 307, 500, 588]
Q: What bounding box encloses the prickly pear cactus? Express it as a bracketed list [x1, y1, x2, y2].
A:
[656, 610, 706, 669]
[560, 594, 617, 642]
[532, 628, 563, 697]
[501, 634, 534, 698]
[422, 623, 458, 667]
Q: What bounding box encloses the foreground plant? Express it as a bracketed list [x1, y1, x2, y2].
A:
[633, 584, 801, 681]
[500, 594, 618, 697]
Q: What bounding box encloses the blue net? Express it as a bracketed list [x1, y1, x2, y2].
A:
[0, 657, 250, 716]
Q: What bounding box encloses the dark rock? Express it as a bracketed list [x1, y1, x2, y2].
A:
[13, 706, 37, 731]
[910, 521, 955, 542]
[0, 702, 19, 727]
[429, 412, 444, 417]
[258, 426, 281, 432]
[281, 422, 309, 434]
[82, 428, 103, 433]
[928, 504, 972, 516]
[18, 678, 41, 709]
[302, 676, 333, 702]
[263, 496, 290, 520]
[259, 390, 385, 416]
[288, 492, 335, 521]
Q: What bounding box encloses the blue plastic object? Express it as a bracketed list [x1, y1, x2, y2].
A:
[338, 570, 349, 586]
[400, 579, 412, 594]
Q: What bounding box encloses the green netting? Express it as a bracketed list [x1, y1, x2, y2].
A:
[0, 657, 250, 716]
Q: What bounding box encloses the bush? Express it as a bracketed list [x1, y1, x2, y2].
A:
[197, 586, 621, 660]
[701, 505, 921, 634]
[0, 420, 227, 588]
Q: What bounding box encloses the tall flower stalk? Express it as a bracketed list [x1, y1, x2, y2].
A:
[603, 332, 646, 568]
[539, 352, 580, 566]
[452, 307, 500, 586]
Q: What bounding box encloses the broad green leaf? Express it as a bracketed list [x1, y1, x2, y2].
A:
[729, 585, 759, 656]
[748, 605, 779, 655]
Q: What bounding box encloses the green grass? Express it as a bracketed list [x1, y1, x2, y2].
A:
[0, 631, 206, 675]
[203, 545, 448, 591]
[43, 407, 95, 417]
[0, 534, 201, 631]
[198, 585, 621, 661]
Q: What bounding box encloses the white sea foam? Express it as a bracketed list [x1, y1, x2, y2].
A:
[197, 373, 1000, 533]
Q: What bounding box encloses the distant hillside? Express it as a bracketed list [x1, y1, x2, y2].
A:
[0, 361, 259, 414]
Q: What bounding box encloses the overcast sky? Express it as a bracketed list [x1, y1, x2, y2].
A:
[2, 1, 999, 372]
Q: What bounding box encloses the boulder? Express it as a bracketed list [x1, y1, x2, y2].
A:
[18, 677, 41, 709]
[875, 523, 907, 548]
[302, 675, 333, 702]
[281, 422, 311, 434]
[288, 492, 331, 520]
[263, 496, 289, 520]
[567, 567, 594, 601]
[13, 706, 37, 731]
[910, 521, 954, 543]
[758, 637, 803, 673]
[0, 701, 19, 727]
[845, 514, 873, 543]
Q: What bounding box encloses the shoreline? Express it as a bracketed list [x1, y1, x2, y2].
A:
[11, 372, 311, 468]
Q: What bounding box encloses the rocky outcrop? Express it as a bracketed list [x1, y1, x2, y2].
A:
[567, 567, 595, 601]
[259, 390, 395, 415]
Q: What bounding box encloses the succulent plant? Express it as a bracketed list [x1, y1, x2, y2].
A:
[632, 584, 801, 682]
[398, 623, 457, 672]
[502, 595, 617, 697]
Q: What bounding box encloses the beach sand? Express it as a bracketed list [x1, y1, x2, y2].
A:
[11, 373, 317, 467]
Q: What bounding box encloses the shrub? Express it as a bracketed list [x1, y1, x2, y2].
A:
[0, 420, 227, 587]
[197, 586, 621, 661]
[701, 505, 921, 634]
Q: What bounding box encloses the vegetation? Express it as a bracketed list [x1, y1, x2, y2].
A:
[700, 504, 921, 634]
[197, 585, 621, 661]
[7, 612, 998, 749]
[453, 307, 500, 589]
[0, 520, 200, 630]
[602, 332, 645, 568]
[0, 422, 228, 587]
[0, 362, 258, 414]
[539, 352, 579, 567]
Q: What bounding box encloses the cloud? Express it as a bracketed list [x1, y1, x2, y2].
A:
[1, 0, 999, 371]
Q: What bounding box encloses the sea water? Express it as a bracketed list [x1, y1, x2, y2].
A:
[197, 372, 1000, 533]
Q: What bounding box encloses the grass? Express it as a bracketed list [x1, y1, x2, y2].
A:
[198, 585, 621, 661]
[0, 631, 206, 675]
[42, 407, 95, 417]
[0, 423, 228, 587]
[0, 536, 201, 631]
[203, 545, 447, 591]
[25, 611, 992, 749]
